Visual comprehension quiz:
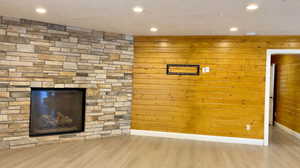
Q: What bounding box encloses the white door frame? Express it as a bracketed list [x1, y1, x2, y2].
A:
[269, 63, 276, 125]
[264, 49, 300, 146]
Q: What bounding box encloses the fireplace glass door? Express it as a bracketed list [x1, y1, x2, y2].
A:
[30, 88, 85, 136]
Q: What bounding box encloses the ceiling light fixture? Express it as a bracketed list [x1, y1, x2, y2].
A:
[133, 6, 144, 13]
[150, 27, 158, 32]
[230, 27, 239, 32]
[246, 4, 259, 11]
[35, 8, 47, 14]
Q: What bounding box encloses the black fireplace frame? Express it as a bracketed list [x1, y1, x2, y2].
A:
[29, 88, 86, 137]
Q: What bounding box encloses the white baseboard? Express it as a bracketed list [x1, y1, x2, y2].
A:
[130, 129, 264, 146]
[275, 122, 300, 140]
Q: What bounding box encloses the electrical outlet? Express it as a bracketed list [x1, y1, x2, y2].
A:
[202, 67, 210, 73]
[246, 124, 252, 131]
[205, 67, 210, 73]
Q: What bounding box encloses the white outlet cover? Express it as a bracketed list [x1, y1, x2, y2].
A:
[202, 67, 210, 73]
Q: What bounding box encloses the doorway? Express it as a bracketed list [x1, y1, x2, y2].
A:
[264, 50, 300, 146]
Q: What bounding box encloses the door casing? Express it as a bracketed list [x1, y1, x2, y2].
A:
[264, 50, 300, 146]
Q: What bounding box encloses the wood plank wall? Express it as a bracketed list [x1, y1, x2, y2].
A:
[272, 54, 300, 133]
[133, 36, 300, 139]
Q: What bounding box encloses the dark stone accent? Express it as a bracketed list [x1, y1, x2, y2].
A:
[0, 24, 7, 29]
[94, 66, 103, 70]
[100, 56, 109, 61]
[0, 56, 6, 60]
[115, 115, 130, 120]
[107, 76, 124, 79]
[43, 65, 62, 70]
[120, 58, 133, 62]
[20, 19, 48, 27]
[47, 23, 66, 31]
[78, 65, 94, 70]
[0, 52, 7, 60]
[27, 26, 45, 33]
[33, 62, 46, 66]
[66, 56, 79, 62]
[104, 32, 122, 41]
[10, 92, 30, 98]
[103, 125, 119, 130]
[44, 35, 62, 41]
[23, 73, 45, 78]
[91, 31, 103, 42]
[35, 46, 50, 54]
[0, 69, 9, 77]
[69, 31, 92, 38]
[121, 34, 128, 41]
[92, 30, 103, 37]
[124, 73, 132, 80]
[76, 72, 89, 77]
[78, 37, 94, 44]
[54, 78, 73, 83]
[0, 83, 9, 88]
[1, 16, 21, 25]
[0, 98, 15, 102]
[14, 85, 30, 88]
[90, 51, 104, 56]
[116, 46, 126, 50]
[100, 131, 111, 136]
[0, 36, 30, 44]
[61, 28, 101, 43]
[71, 49, 88, 54]
[66, 26, 92, 33]
[116, 107, 130, 111]
[86, 101, 97, 106]
[59, 134, 77, 138]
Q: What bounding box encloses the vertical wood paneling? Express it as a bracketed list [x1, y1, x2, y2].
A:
[273, 54, 300, 133]
[133, 36, 300, 139]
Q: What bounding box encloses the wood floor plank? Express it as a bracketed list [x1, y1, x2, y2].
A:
[0, 127, 299, 168]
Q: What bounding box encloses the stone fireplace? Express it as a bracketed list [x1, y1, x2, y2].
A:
[0, 16, 133, 150]
[30, 88, 86, 136]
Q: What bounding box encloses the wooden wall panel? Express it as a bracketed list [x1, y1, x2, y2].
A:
[132, 36, 300, 139]
[272, 54, 300, 133]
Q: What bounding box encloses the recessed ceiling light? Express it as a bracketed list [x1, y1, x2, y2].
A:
[36, 8, 47, 14]
[150, 27, 158, 32]
[133, 6, 144, 13]
[246, 4, 259, 11]
[230, 27, 239, 32]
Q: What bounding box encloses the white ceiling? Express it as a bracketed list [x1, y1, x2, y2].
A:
[0, 0, 300, 35]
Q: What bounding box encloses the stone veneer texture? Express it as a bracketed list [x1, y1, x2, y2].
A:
[0, 16, 133, 150]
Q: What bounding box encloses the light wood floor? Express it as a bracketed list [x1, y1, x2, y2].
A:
[0, 126, 300, 168]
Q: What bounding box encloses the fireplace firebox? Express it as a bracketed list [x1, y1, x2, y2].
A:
[29, 88, 86, 137]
